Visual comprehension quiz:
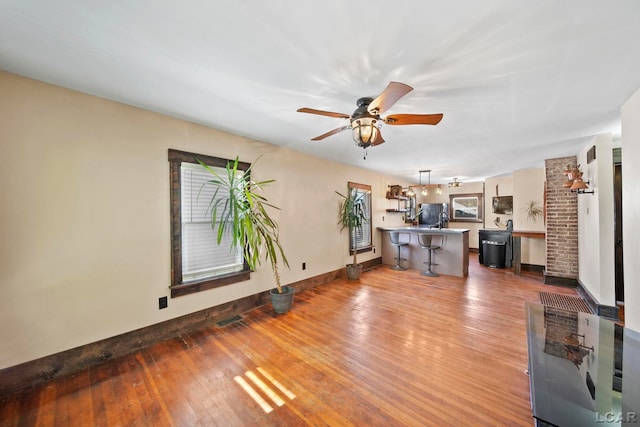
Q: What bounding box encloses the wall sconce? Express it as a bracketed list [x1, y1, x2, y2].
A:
[408, 170, 442, 197]
[563, 164, 594, 194]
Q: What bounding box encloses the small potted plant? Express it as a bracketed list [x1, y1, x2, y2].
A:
[336, 189, 368, 280]
[199, 156, 292, 313]
[524, 200, 544, 223]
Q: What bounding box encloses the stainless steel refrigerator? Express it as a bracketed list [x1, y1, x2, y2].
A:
[418, 203, 449, 228]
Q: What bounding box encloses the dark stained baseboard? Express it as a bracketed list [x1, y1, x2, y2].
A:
[0, 257, 381, 397]
[543, 273, 579, 287]
[542, 274, 619, 320]
[360, 257, 383, 272]
[576, 279, 619, 320]
[520, 263, 545, 273]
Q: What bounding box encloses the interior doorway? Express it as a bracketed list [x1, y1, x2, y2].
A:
[614, 150, 624, 305]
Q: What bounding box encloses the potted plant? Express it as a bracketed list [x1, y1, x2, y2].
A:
[524, 200, 544, 223]
[336, 189, 368, 280]
[199, 156, 293, 314]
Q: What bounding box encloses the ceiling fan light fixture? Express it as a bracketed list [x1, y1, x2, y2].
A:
[297, 82, 443, 152]
[351, 117, 379, 148]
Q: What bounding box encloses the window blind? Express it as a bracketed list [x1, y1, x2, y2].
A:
[181, 162, 243, 282]
[351, 189, 372, 250]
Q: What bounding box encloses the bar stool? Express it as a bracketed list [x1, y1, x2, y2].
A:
[418, 234, 446, 277]
[389, 231, 411, 271]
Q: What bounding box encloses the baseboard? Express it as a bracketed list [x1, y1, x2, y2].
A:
[576, 279, 619, 320]
[0, 260, 382, 397]
[520, 263, 545, 273]
[361, 257, 383, 271]
[543, 273, 578, 287]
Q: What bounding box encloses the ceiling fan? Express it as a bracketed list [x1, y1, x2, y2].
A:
[297, 81, 443, 150]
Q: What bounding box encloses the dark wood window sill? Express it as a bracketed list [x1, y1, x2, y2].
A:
[171, 270, 251, 298]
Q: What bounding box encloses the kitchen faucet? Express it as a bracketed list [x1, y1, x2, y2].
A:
[438, 211, 448, 229]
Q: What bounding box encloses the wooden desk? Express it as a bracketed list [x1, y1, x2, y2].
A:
[512, 230, 545, 275]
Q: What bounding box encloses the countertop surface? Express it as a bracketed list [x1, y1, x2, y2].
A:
[377, 226, 470, 234]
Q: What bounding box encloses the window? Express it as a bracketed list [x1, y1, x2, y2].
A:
[348, 182, 372, 253]
[169, 149, 250, 297]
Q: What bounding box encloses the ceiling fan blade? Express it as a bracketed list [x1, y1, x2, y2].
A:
[297, 108, 350, 119]
[367, 82, 413, 114]
[384, 113, 444, 126]
[310, 126, 351, 141]
[371, 130, 385, 146]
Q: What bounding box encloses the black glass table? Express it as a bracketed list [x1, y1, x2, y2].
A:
[525, 302, 640, 426]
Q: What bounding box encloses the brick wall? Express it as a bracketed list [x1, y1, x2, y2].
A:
[545, 156, 579, 279]
[543, 306, 579, 357]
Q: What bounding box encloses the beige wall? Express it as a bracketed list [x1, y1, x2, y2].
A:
[513, 168, 546, 266]
[419, 181, 485, 249]
[3, 69, 636, 370]
[484, 175, 513, 230]
[0, 72, 411, 369]
[483, 171, 546, 265]
[577, 134, 615, 307]
[420, 170, 547, 264]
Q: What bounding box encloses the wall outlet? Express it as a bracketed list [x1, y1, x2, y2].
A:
[302, 262, 306, 270]
[159, 296, 168, 310]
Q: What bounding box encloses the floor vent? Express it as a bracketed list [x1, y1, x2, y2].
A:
[216, 315, 243, 327]
[539, 292, 594, 314]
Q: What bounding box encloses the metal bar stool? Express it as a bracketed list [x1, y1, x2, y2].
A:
[418, 234, 447, 277]
[389, 231, 411, 271]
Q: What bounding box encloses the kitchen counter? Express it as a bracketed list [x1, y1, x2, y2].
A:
[377, 226, 470, 234]
[377, 226, 470, 277]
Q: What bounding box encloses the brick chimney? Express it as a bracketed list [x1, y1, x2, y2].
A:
[544, 156, 579, 285]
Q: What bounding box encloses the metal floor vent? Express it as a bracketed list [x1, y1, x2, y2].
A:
[539, 292, 594, 314]
[216, 315, 243, 328]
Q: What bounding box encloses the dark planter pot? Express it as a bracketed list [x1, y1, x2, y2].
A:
[346, 264, 363, 280]
[270, 286, 295, 314]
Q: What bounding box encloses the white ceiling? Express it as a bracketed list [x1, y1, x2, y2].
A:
[2, 0, 639, 184]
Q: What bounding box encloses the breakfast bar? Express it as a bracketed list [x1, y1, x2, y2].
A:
[377, 226, 470, 277]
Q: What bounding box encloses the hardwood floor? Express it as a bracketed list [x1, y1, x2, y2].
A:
[0, 255, 579, 426]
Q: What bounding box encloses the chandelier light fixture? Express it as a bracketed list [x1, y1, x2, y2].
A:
[408, 170, 442, 197]
[448, 177, 463, 188]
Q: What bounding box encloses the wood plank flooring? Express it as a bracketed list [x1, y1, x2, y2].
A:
[0, 255, 579, 426]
